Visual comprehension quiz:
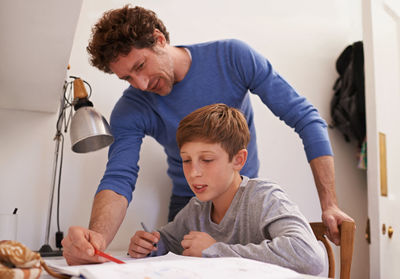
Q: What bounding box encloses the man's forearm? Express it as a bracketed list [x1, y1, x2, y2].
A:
[89, 189, 128, 246]
[309, 155, 354, 245]
[309, 155, 338, 210]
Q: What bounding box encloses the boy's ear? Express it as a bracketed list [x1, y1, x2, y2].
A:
[232, 149, 248, 170]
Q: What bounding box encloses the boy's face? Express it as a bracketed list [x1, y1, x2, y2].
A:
[180, 141, 242, 204]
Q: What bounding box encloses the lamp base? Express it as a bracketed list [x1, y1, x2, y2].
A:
[38, 244, 63, 257]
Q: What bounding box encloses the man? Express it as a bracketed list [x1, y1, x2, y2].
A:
[62, 5, 353, 265]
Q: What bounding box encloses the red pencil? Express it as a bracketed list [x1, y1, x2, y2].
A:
[94, 249, 126, 264]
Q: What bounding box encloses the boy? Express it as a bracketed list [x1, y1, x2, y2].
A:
[128, 104, 324, 275]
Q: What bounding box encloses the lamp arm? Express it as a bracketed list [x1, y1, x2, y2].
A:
[44, 133, 62, 246]
[39, 86, 69, 257]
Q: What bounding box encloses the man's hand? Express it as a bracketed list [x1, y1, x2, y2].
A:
[309, 156, 354, 245]
[181, 231, 216, 257]
[61, 226, 107, 265]
[322, 205, 354, 245]
[128, 230, 160, 258]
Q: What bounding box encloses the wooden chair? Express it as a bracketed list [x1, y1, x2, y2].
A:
[310, 221, 356, 279]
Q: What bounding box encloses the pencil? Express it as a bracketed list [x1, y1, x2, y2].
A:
[94, 249, 125, 264]
[140, 222, 150, 233]
[141, 222, 157, 247]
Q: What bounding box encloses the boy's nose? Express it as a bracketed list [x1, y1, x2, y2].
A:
[190, 165, 202, 177]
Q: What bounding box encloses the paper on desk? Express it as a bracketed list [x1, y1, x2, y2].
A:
[44, 252, 184, 276]
[46, 252, 304, 279]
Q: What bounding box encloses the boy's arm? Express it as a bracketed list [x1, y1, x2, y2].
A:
[201, 185, 325, 276]
[202, 213, 324, 276]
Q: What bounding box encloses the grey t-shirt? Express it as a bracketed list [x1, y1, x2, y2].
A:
[152, 176, 324, 275]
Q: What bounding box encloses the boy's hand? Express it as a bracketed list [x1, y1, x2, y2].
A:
[128, 230, 160, 258]
[181, 231, 216, 257]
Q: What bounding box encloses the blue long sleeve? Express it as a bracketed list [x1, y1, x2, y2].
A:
[97, 39, 332, 203]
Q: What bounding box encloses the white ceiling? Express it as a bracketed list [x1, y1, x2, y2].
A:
[0, 0, 83, 113]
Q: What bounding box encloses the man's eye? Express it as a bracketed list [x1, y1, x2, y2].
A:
[137, 62, 144, 71]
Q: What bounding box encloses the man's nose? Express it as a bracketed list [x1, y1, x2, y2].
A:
[131, 75, 149, 91]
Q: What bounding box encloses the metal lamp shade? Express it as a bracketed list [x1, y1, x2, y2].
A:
[70, 106, 114, 153]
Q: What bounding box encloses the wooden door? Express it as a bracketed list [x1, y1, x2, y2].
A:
[362, 0, 400, 278]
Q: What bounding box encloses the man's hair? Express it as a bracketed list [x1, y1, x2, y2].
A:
[176, 104, 250, 161]
[87, 5, 170, 74]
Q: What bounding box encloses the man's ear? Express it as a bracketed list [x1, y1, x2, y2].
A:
[153, 29, 167, 47]
[232, 149, 248, 171]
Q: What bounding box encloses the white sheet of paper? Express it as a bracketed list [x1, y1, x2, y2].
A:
[45, 252, 305, 279]
[44, 252, 192, 277]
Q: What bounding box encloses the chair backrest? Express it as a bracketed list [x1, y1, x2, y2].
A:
[310, 221, 356, 279]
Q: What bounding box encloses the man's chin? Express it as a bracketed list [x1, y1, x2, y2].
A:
[151, 90, 170, 96]
[152, 86, 172, 96]
[158, 90, 171, 96]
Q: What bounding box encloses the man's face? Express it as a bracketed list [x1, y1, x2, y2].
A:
[180, 141, 240, 204]
[109, 44, 175, 96]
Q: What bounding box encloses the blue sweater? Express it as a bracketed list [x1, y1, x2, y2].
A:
[97, 39, 332, 203]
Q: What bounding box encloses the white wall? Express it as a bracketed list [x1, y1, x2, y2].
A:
[0, 1, 368, 278]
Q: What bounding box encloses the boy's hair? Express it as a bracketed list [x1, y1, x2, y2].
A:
[87, 5, 170, 74]
[176, 104, 250, 161]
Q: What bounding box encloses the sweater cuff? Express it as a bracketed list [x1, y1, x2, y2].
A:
[304, 140, 333, 162]
[149, 236, 168, 257]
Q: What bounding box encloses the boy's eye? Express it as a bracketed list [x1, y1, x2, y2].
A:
[202, 159, 213, 163]
[182, 159, 191, 163]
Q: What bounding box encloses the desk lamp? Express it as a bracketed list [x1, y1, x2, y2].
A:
[38, 77, 113, 257]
